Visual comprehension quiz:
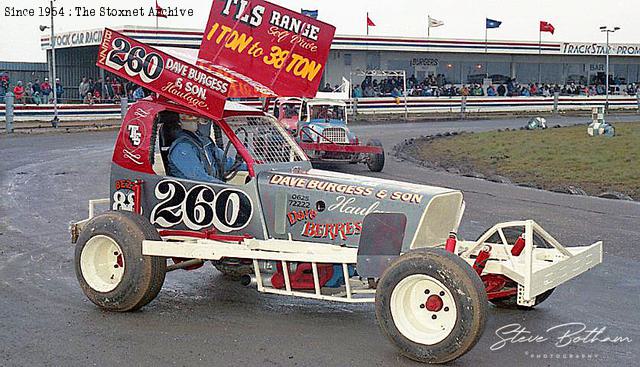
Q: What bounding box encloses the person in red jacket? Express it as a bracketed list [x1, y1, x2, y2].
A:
[40, 77, 52, 104]
[13, 81, 25, 104]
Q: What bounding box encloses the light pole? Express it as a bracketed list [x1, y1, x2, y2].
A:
[40, 0, 59, 127]
[599, 25, 620, 113]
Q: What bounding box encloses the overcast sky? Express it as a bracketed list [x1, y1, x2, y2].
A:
[0, 0, 638, 62]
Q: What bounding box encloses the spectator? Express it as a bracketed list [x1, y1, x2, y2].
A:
[41, 77, 52, 104]
[55, 78, 64, 103]
[93, 78, 103, 101]
[352, 85, 363, 98]
[111, 77, 123, 99]
[103, 76, 114, 101]
[320, 83, 332, 92]
[497, 84, 506, 96]
[13, 81, 25, 104]
[32, 78, 42, 99]
[0, 72, 8, 103]
[25, 82, 34, 104]
[84, 92, 95, 105]
[487, 85, 497, 96]
[133, 85, 145, 100]
[79, 77, 90, 100]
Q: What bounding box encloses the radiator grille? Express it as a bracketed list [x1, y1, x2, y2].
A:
[319, 127, 348, 144]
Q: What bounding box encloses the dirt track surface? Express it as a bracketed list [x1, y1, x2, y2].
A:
[1, 114, 638, 366]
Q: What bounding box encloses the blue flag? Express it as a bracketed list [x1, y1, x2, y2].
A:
[486, 18, 502, 29]
[301, 9, 318, 19]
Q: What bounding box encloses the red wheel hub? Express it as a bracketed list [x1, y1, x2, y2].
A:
[425, 294, 443, 312]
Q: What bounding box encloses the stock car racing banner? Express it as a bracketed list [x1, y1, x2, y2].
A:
[198, 0, 336, 98]
[97, 29, 229, 120]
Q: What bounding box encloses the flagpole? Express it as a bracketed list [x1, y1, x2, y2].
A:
[485, 19, 488, 76]
[428, 15, 430, 38]
[538, 28, 542, 83]
[485, 21, 488, 53]
[367, 12, 369, 36]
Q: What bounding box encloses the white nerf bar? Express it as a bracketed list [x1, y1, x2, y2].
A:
[142, 237, 376, 303]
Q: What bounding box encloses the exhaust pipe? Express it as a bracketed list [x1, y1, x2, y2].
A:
[241, 274, 272, 288]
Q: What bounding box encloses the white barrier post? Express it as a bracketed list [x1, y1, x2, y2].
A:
[460, 95, 467, 119]
[120, 97, 128, 121]
[5, 93, 14, 133]
[553, 92, 559, 115]
[636, 92, 640, 113]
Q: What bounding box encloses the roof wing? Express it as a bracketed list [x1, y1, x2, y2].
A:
[97, 29, 228, 120]
[198, 0, 336, 98]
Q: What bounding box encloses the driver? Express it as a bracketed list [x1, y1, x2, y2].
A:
[164, 114, 245, 183]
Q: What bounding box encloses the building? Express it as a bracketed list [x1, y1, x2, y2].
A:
[38, 26, 640, 100]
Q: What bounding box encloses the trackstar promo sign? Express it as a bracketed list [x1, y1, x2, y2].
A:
[97, 29, 228, 120]
[198, 0, 336, 98]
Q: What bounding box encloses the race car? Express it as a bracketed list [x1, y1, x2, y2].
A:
[69, 6, 603, 364]
[273, 97, 385, 172]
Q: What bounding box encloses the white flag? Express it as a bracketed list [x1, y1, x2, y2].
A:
[428, 16, 444, 27]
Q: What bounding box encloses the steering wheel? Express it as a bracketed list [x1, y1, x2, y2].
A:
[222, 128, 249, 181]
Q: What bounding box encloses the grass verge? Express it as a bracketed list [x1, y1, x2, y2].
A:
[408, 122, 639, 200]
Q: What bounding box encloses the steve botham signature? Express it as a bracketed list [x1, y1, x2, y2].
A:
[490, 323, 632, 351]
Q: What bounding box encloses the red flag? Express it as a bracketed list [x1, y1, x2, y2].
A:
[156, 0, 167, 18]
[540, 21, 554, 34]
[367, 15, 376, 27]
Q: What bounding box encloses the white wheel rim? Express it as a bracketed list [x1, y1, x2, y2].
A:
[80, 235, 125, 293]
[390, 274, 458, 345]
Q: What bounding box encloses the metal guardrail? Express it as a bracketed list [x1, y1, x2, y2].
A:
[3, 95, 640, 133]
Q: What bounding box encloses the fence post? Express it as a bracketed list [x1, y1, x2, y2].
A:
[120, 97, 128, 121]
[352, 98, 358, 117]
[553, 92, 560, 115]
[5, 93, 14, 133]
[460, 95, 466, 119]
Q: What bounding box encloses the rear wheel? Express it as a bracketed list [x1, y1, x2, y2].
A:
[75, 211, 166, 312]
[366, 139, 385, 172]
[375, 248, 487, 364]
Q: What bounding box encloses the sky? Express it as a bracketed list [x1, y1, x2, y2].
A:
[0, 0, 638, 62]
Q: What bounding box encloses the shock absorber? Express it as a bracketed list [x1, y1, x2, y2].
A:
[445, 232, 457, 253]
[472, 245, 492, 275]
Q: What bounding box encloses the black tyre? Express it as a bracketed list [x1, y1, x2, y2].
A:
[480, 227, 555, 309]
[490, 287, 555, 309]
[74, 211, 166, 312]
[375, 248, 487, 364]
[366, 139, 385, 172]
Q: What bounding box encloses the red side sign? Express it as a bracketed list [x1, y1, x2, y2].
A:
[97, 29, 228, 120]
[199, 0, 336, 98]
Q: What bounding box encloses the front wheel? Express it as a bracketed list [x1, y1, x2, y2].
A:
[74, 211, 166, 312]
[366, 139, 385, 172]
[375, 248, 487, 364]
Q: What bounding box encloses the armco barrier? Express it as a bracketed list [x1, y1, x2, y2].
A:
[350, 96, 639, 114]
[1, 96, 638, 124]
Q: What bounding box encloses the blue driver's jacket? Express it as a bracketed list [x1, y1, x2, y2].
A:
[167, 130, 245, 184]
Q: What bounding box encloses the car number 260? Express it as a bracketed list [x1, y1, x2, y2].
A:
[150, 180, 254, 232]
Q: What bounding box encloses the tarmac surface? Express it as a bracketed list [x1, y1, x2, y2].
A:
[0, 115, 638, 366]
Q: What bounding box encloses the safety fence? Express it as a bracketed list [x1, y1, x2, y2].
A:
[2, 95, 639, 130]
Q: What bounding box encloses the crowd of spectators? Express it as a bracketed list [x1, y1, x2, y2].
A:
[351, 74, 640, 98]
[78, 76, 148, 104]
[0, 71, 150, 105]
[0, 71, 64, 105]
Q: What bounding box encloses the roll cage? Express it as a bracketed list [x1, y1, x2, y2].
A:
[114, 96, 308, 182]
